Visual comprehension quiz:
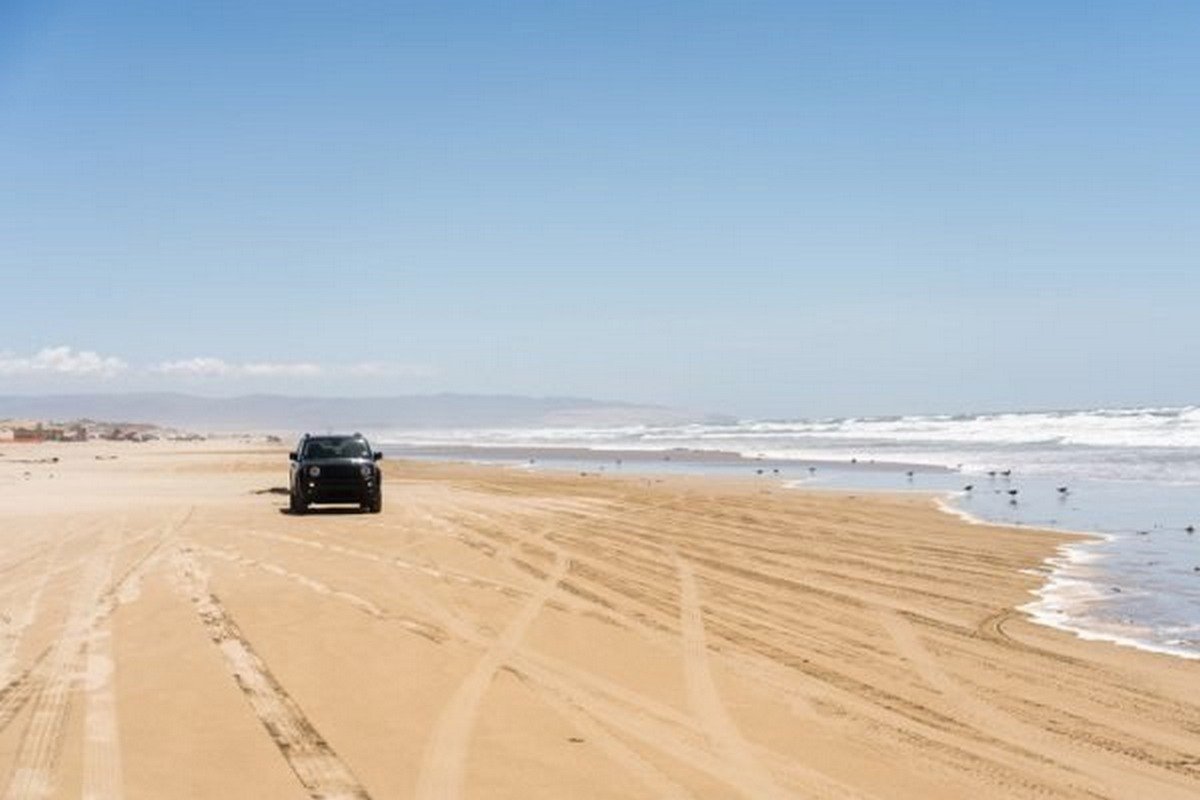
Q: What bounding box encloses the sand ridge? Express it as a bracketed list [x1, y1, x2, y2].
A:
[0, 441, 1198, 798]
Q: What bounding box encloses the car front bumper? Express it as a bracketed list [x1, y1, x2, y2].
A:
[299, 478, 378, 504]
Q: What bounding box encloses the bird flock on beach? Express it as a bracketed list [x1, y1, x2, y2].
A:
[744, 458, 1198, 548]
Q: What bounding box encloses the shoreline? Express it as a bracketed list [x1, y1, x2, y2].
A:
[933, 498, 1200, 661]
[2, 441, 1199, 798]
[931, 501, 1200, 662]
[387, 444, 1200, 663]
[379, 442, 952, 473]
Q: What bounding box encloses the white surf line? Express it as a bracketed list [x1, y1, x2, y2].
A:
[413, 553, 569, 800]
[672, 551, 792, 800]
[929, 498, 1200, 662]
[172, 548, 374, 800]
[4, 530, 119, 800]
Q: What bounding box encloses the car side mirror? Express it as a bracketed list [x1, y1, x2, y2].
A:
[288, 451, 298, 461]
[373, 452, 383, 461]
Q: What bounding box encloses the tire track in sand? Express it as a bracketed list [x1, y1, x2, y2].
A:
[247, 515, 804, 798]
[205, 537, 702, 798]
[412, 508, 831, 798]
[206, 532, 700, 798]
[192, 544, 446, 643]
[81, 622, 122, 800]
[3, 527, 119, 800]
[78, 510, 194, 800]
[413, 553, 569, 800]
[672, 550, 791, 800]
[0, 509, 187, 799]
[882, 608, 1200, 800]
[172, 547, 373, 800]
[0, 649, 50, 734]
[216, 536, 708, 799]
[0, 522, 80, 688]
[238, 529, 530, 598]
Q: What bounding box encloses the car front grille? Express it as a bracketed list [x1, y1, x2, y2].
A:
[316, 464, 363, 481]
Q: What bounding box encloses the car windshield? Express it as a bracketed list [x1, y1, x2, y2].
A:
[303, 437, 371, 459]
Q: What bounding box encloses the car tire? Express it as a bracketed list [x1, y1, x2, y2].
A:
[290, 491, 307, 515]
[364, 492, 382, 514]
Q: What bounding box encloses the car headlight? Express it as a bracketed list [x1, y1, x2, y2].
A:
[360, 464, 372, 478]
[308, 465, 321, 477]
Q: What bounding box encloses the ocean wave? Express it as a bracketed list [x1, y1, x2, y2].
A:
[376, 407, 1200, 661]
[374, 404, 1200, 484]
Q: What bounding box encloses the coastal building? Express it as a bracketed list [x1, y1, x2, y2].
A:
[8, 422, 88, 442]
[13, 424, 64, 442]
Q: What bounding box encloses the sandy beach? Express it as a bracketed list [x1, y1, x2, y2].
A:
[0, 441, 1197, 799]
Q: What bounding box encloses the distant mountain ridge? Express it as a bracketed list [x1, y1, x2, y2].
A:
[0, 392, 721, 432]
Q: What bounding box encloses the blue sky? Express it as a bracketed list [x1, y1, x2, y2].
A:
[1, 1, 1197, 417]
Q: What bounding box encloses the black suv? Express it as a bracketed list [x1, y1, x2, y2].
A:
[289, 433, 383, 514]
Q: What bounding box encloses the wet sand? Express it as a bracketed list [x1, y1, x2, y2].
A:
[0, 441, 1198, 799]
[382, 443, 946, 473]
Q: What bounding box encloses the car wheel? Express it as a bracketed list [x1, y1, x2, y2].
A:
[290, 491, 307, 515]
[365, 492, 382, 514]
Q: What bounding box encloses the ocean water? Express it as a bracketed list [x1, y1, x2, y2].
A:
[377, 405, 1200, 659]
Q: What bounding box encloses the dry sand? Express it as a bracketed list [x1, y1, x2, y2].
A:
[0, 440, 1197, 799]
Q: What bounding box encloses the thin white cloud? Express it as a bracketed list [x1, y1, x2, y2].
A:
[346, 361, 435, 378]
[153, 357, 322, 378]
[240, 361, 322, 377]
[1, 349, 429, 383]
[154, 357, 233, 376]
[0, 346, 127, 378]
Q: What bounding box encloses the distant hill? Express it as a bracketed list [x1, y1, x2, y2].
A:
[0, 393, 722, 432]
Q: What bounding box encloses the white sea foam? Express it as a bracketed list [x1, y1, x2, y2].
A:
[376, 404, 1200, 484]
[1021, 573, 1200, 662]
[933, 495, 1200, 660]
[377, 404, 1200, 661]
